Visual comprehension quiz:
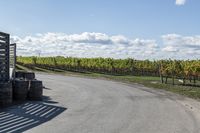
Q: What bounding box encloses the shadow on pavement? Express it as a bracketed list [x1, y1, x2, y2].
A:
[0, 100, 66, 133]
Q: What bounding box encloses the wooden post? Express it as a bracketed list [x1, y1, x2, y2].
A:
[159, 64, 164, 83]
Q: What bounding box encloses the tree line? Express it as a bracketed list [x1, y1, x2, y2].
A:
[17, 56, 200, 85]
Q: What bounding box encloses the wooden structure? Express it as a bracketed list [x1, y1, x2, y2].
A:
[0, 32, 16, 82]
[9, 43, 16, 79]
[0, 32, 10, 82]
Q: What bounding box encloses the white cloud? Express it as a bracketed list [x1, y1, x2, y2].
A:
[162, 34, 200, 48]
[10, 32, 200, 60]
[175, 0, 186, 5]
[161, 34, 200, 59]
[162, 46, 178, 52]
[11, 32, 159, 59]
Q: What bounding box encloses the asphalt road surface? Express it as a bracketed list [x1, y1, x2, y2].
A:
[17, 73, 200, 132]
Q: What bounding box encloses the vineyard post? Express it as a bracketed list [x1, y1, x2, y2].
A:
[171, 69, 174, 85]
[165, 76, 168, 84]
[159, 64, 164, 83]
[183, 77, 186, 85]
[193, 75, 196, 85]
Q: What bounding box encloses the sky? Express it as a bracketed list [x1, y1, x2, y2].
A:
[0, 0, 199, 59]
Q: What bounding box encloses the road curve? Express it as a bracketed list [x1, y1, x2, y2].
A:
[26, 73, 200, 133]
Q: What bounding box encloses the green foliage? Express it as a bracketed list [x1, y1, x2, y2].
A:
[17, 56, 200, 80]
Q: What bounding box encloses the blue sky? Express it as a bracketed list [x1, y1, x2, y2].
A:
[0, 0, 199, 59]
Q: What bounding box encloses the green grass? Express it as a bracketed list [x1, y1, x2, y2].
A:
[16, 64, 200, 100]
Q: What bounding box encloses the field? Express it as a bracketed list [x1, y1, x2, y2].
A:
[16, 56, 200, 99]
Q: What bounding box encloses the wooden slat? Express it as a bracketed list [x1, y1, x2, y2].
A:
[0, 35, 5, 39]
[0, 65, 6, 67]
[0, 63, 6, 65]
[0, 37, 8, 41]
[0, 71, 8, 74]
[0, 57, 8, 60]
[0, 71, 8, 73]
[0, 51, 8, 54]
[0, 71, 8, 77]
[0, 55, 7, 58]
[0, 31, 9, 36]
[0, 67, 8, 70]
[0, 53, 7, 55]
[0, 45, 6, 49]
[0, 42, 7, 45]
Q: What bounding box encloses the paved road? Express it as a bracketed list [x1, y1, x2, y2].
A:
[23, 73, 200, 133]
